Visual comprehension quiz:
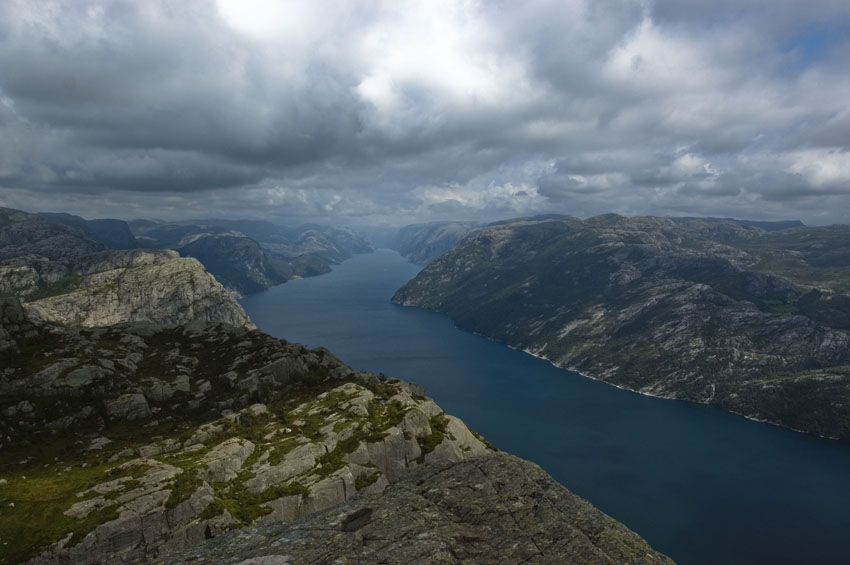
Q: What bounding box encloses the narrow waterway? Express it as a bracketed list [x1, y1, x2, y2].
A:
[241, 249, 850, 565]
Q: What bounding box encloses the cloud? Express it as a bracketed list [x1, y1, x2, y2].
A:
[1, 0, 850, 225]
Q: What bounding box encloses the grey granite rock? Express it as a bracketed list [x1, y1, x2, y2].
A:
[23, 253, 253, 329]
[4, 282, 669, 565]
[105, 393, 152, 421]
[162, 453, 674, 565]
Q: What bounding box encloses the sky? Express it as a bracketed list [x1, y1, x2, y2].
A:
[1, 0, 850, 226]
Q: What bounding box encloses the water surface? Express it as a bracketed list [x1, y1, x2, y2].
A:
[241, 249, 850, 565]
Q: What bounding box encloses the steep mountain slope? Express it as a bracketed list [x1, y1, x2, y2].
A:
[0, 298, 486, 563]
[129, 219, 373, 295]
[178, 234, 288, 295]
[392, 221, 480, 264]
[393, 215, 850, 440]
[0, 207, 105, 260]
[168, 452, 674, 565]
[21, 251, 253, 328]
[0, 208, 253, 328]
[669, 216, 804, 232]
[0, 297, 670, 565]
[39, 212, 138, 249]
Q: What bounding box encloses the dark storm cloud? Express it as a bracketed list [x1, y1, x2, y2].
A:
[1, 0, 850, 225]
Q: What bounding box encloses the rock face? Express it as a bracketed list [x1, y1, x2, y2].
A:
[1, 206, 253, 329]
[178, 234, 285, 295]
[39, 212, 138, 250]
[0, 306, 500, 564]
[129, 219, 374, 295]
[165, 453, 673, 565]
[0, 248, 252, 329]
[392, 221, 480, 264]
[21, 251, 253, 328]
[393, 214, 850, 440]
[0, 207, 105, 261]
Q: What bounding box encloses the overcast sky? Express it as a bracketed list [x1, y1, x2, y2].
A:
[1, 0, 850, 226]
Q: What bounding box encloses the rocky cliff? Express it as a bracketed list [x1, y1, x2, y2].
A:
[0, 207, 105, 261]
[1, 248, 253, 329]
[39, 212, 138, 250]
[0, 298, 670, 565]
[23, 252, 253, 328]
[166, 452, 673, 565]
[0, 298, 491, 564]
[392, 221, 480, 264]
[129, 219, 373, 295]
[393, 215, 850, 440]
[0, 207, 253, 329]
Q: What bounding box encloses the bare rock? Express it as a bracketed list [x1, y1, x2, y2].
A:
[105, 393, 151, 422]
[164, 453, 674, 565]
[202, 438, 256, 483]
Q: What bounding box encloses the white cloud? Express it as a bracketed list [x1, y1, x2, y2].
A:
[1, 0, 850, 224]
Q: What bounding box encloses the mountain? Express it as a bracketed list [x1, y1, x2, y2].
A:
[0, 207, 252, 328]
[393, 214, 850, 440]
[177, 234, 289, 296]
[0, 207, 105, 260]
[168, 452, 673, 565]
[668, 216, 805, 232]
[129, 219, 373, 295]
[0, 207, 671, 564]
[0, 298, 489, 563]
[392, 221, 480, 264]
[0, 297, 671, 564]
[39, 212, 138, 249]
[17, 250, 253, 328]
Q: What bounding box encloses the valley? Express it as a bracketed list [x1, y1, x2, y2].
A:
[242, 249, 850, 565]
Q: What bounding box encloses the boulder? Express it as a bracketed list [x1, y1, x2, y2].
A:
[105, 393, 151, 421]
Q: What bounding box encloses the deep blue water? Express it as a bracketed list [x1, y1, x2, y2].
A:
[241, 249, 850, 565]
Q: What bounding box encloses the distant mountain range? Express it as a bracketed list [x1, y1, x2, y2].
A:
[393, 214, 850, 441]
[391, 221, 481, 264]
[130, 218, 373, 295]
[0, 207, 252, 328]
[8, 209, 375, 296]
[39, 212, 139, 250]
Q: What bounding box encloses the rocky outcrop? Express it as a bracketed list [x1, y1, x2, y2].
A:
[178, 233, 287, 296]
[39, 212, 138, 249]
[1, 206, 254, 329]
[18, 250, 253, 328]
[392, 221, 480, 264]
[165, 452, 673, 565]
[393, 214, 850, 440]
[0, 307, 500, 564]
[2, 249, 184, 298]
[129, 218, 374, 295]
[0, 207, 105, 261]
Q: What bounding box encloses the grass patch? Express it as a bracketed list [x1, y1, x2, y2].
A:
[416, 414, 450, 463]
[0, 462, 120, 564]
[218, 481, 310, 524]
[315, 436, 362, 479]
[354, 472, 381, 491]
[164, 469, 203, 510]
[266, 437, 301, 466]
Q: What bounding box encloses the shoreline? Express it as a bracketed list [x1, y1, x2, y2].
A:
[443, 315, 844, 443]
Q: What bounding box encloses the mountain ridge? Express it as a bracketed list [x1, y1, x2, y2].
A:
[392, 214, 850, 440]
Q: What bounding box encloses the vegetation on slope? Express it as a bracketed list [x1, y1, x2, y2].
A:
[393, 215, 850, 440]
